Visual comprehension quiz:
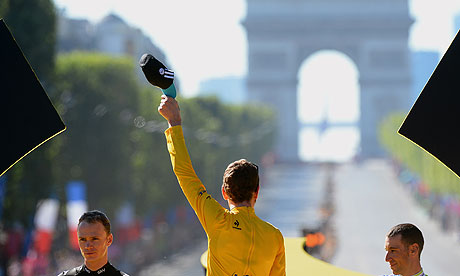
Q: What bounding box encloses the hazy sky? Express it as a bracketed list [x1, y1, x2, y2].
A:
[54, 0, 460, 96]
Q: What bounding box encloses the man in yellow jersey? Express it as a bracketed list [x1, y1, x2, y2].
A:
[384, 223, 427, 276]
[158, 95, 286, 276]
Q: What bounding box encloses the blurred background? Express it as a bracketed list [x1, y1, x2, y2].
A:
[1, 0, 460, 275]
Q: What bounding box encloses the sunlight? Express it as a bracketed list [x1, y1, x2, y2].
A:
[297, 50, 360, 162]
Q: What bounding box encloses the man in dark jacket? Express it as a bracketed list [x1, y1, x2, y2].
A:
[57, 210, 129, 276]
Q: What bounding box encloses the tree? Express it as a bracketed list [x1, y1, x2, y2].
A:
[1, 0, 58, 228]
[3, 50, 277, 225]
[177, 96, 276, 198]
[128, 86, 179, 214]
[127, 92, 277, 214]
[53, 52, 141, 217]
[379, 112, 460, 197]
[1, 0, 56, 82]
[0, 0, 8, 16]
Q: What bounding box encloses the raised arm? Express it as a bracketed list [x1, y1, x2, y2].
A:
[158, 96, 227, 233]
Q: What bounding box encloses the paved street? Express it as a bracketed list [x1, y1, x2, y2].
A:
[256, 163, 326, 237]
[332, 159, 460, 275]
[139, 241, 207, 276]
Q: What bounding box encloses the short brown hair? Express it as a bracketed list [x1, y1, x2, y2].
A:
[387, 223, 424, 257]
[78, 210, 111, 235]
[222, 159, 259, 203]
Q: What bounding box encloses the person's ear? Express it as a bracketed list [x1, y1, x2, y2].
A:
[222, 186, 229, 200]
[254, 185, 260, 200]
[107, 233, 113, 247]
[409, 243, 419, 256]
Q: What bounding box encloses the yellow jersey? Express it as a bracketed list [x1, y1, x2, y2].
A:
[165, 126, 286, 276]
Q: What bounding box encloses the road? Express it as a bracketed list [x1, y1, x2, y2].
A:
[256, 163, 327, 237]
[332, 159, 460, 275]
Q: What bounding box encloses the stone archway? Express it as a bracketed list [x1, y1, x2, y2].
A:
[243, 0, 413, 162]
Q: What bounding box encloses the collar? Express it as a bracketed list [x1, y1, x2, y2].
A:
[230, 206, 255, 214]
[384, 268, 425, 276]
[412, 269, 425, 276]
[83, 262, 114, 274]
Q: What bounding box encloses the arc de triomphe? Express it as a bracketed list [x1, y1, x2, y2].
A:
[243, 0, 413, 162]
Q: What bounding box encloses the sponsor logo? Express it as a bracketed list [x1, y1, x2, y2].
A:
[164, 69, 174, 79]
[233, 220, 242, 230]
[97, 268, 106, 274]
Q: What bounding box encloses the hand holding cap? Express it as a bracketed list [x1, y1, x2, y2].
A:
[139, 54, 176, 98]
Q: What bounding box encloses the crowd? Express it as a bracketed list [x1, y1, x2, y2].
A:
[393, 161, 460, 243]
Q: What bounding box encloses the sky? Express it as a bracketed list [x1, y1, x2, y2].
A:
[53, 0, 460, 161]
[54, 0, 247, 96]
[53, 0, 460, 96]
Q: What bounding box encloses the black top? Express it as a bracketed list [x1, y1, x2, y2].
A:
[57, 262, 129, 276]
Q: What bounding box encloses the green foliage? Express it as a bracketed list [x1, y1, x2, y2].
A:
[3, 50, 276, 225]
[379, 112, 460, 196]
[52, 52, 141, 218]
[130, 93, 276, 212]
[2, 0, 56, 82]
[1, 0, 57, 227]
[180, 96, 276, 197]
[127, 86, 179, 213]
[0, 0, 9, 16]
[2, 146, 57, 227]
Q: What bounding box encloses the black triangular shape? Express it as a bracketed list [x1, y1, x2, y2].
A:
[399, 29, 460, 177]
[0, 19, 66, 176]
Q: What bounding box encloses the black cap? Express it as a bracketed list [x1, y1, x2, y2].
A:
[398, 29, 460, 177]
[0, 19, 65, 176]
[139, 53, 174, 89]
